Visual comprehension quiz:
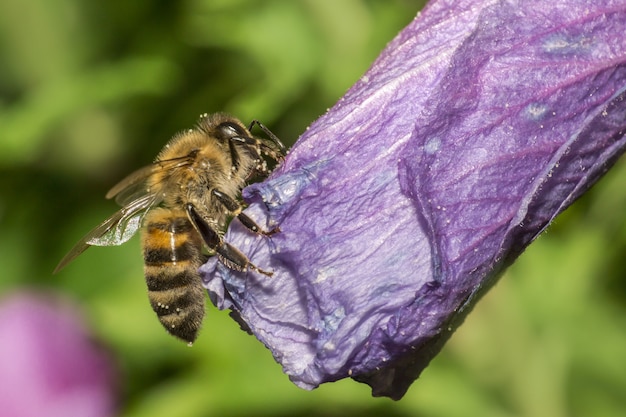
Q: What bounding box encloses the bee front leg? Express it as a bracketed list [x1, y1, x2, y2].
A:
[211, 189, 279, 235]
[185, 203, 273, 276]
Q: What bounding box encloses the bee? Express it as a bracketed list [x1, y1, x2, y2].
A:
[54, 113, 286, 344]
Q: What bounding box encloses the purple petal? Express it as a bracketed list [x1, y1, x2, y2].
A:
[201, 0, 626, 399]
[0, 293, 117, 417]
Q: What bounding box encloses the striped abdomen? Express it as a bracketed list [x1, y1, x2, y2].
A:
[141, 208, 205, 343]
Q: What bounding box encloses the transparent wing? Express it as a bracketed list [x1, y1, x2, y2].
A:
[54, 152, 195, 273]
[106, 164, 158, 206]
[53, 193, 158, 273]
[86, 194, 155, 246]
[106, 155, 195, 206]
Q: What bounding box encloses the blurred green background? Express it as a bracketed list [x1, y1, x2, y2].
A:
[1, 0, 625, 416]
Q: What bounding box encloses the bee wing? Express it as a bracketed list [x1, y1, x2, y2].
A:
[107, 156, 194, 206]
[54, 153, 194, 273]
[53, 193, 158, 273]
[86, 193, 157, 246]
[106, 164, 160, 206]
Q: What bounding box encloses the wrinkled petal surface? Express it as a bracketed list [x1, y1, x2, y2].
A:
[0, 293, 117, 417]
[202, 0, 626, 399]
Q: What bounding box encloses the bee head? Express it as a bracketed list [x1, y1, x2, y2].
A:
[197, 113, 285, 175]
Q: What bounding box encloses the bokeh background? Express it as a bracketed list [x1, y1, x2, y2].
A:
[1, 1, 625, 416]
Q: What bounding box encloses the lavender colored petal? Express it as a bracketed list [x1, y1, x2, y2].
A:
[202, 0, 626, 399]
[0, 293, 117, 417]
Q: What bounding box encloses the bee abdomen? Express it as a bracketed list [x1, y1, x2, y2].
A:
[146, 270, 206, 343]
[142, 210, 206, 343]
[144, 244, 198, 267]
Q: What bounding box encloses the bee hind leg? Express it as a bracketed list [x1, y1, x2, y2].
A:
[217, 242, 273, 277]
[211, 189, 279, 235]
[185, 203, 273, 276]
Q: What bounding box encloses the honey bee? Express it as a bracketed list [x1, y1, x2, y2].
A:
[54, 113, 286, 344]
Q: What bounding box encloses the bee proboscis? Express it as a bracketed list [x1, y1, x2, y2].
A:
[54, 113, 286, 344]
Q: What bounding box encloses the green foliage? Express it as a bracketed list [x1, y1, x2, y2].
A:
[1, 0, 624, 416]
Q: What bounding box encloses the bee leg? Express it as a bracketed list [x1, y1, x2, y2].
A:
[185, 203, 273, 276]
[248, 119, 287, 157]
[211, 189, 279, 235]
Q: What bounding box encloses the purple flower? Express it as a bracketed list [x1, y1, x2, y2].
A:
[202, 0, 626, 399]
[0, 293, 117, 417]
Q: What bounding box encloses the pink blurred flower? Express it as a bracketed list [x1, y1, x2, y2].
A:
[0, 293, 117, 417]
